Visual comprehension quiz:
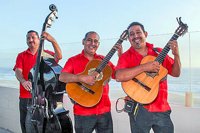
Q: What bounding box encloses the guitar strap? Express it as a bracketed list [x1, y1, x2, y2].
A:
[116, 96, 140, 120]
[127, 97, 141, 120]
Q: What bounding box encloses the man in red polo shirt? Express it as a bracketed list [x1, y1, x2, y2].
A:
[115, 22, 181, 133]
[13, 30, 62, 133]
[59, 31, 122, 133]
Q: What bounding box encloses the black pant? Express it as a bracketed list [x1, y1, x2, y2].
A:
[74, 112, 113, 133]
[19, 98, 32, 133]
[129, 105, 174, 133]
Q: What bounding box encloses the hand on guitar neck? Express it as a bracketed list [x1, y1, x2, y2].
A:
[169, 40, 180, 58]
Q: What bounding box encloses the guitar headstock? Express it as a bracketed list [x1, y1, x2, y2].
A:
[44, 4, 58, 29]
[120, 30, 128, 41]
[175, 17, 188, 36]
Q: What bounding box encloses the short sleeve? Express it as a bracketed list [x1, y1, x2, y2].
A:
[61, 58, 74, 74]
[13, 53, 23, 71]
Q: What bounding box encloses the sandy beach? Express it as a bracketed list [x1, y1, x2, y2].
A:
[0, 86, 200, 133]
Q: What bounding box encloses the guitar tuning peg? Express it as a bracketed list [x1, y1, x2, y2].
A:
[176, 17, 185, 26]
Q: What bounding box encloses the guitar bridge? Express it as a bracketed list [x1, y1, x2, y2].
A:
[132, 78, 151, 92]
[77, 82, 95, 94]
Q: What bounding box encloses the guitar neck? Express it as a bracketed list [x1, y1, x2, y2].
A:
[155, 33, 179, 64]
[95, 38, 124, 73]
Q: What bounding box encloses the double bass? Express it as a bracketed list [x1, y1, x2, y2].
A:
[27, 4, 73, 133]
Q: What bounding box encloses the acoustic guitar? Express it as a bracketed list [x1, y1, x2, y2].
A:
[66, 30, 128, 107]
[122, 17, 188, 104]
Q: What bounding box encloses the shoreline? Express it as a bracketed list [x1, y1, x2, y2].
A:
[1, 84, 200, 107]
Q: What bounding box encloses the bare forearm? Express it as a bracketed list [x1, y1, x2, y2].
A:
[51, 40, 62, 60]
[15, 68, 32, 91]
[115, 60, 161, 82]
[43, 32, 62, 60]
[169, 40, 181, 77]
[59, 72, 80, 83]
[115, 65, 145, 82]
[15, 69, 26, 83]
[171, 55, 181, 77]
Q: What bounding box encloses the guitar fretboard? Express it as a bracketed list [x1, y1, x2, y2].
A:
[155, 33, 179, 64]
[95, 38, 124, 73]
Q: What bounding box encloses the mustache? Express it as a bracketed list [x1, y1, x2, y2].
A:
[131, 39, 140, 44]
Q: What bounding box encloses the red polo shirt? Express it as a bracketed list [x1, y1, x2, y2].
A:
[116, 43, 174, 112]
[61, 50, 115, 116]
[13, 49, 54, 98]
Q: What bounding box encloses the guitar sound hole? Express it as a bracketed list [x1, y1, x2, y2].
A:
[146, 72, 157, 78]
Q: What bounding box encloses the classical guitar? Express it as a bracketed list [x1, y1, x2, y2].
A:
[122, 17, 188, 104]
[66, 30, 128, 107]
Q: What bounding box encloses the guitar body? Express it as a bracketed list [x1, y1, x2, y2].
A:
[66, 59, 112, 107]
[122, 55, 168, 104]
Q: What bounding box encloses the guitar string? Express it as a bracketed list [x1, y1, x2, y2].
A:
[138, 32, 180, 103]
[156, 34, 179, 63]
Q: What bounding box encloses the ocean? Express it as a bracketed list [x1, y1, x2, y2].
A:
[0, 67, 200, 94]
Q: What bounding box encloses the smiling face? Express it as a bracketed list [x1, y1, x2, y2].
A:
[82, 32, 100, 58]
[128, 25, 148, 49]
[26, 31, 40, 52]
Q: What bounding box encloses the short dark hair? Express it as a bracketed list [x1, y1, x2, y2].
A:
[127, 22, 145, 32]
[26, 30, 39, 38]
[83, 31, 100, 40]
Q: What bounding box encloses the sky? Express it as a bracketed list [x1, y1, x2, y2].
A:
[1, 0, 200, 69]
